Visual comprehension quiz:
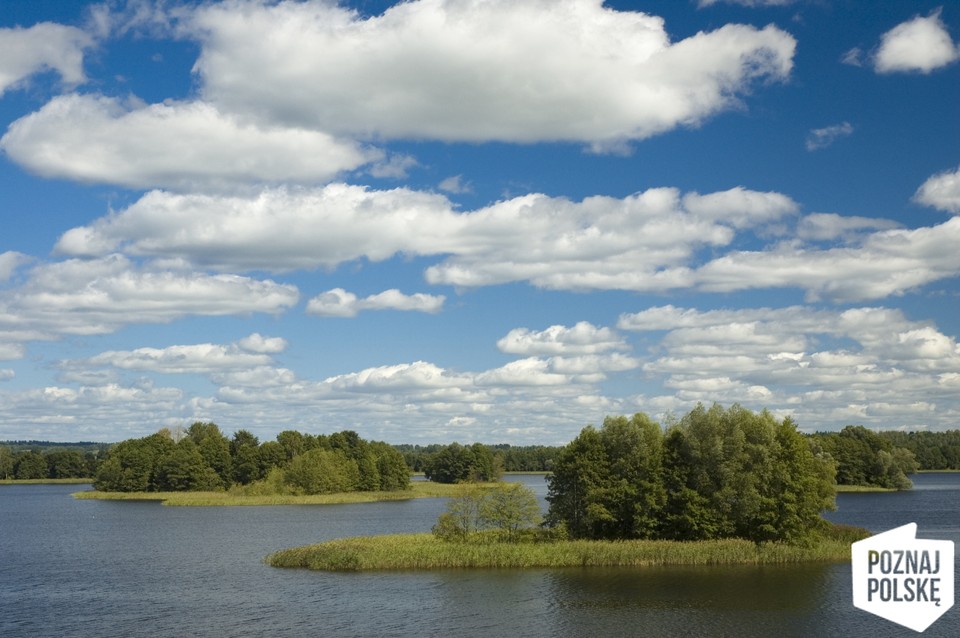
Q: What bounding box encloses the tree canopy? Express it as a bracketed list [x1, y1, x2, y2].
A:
[93, 424, 410, 495]
[546, 405, 837, 544]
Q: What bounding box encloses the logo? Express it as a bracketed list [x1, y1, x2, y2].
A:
[852, 522, 954, 632]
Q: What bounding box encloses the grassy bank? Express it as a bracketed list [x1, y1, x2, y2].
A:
[2, 478, 93, 485]
[835, 484, 897, 493]
[72, 480, 494, 506]
[267, 524, 868, 571]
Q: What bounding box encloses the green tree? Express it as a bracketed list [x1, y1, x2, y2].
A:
[282, 448, 360, 495]
[480, 482, 542, 539]
[95, 432, 176, 491]
[546, 414, 664, 540]
[188, 422, 232, 488]
[0, 446, 14, 479]
[547, 405, 836, 544]
[424, 442, 501, 483]
[14, 450, 49, 479]
[154, 439, 221, 491]
[47, 450, 88, 478]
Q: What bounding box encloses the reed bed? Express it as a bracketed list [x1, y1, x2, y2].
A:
[2, 478, 93, 485]
[71, 480, 485, 506]
[267, 526, 864, 572]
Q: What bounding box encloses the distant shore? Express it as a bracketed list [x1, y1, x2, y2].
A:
[70, 480, 494, 506]
[267, 523, 868, 571]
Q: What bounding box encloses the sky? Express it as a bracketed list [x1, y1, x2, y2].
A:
[0, 0, 959, 445]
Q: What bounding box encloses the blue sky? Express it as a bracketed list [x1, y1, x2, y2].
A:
[1, 0, 959, 444]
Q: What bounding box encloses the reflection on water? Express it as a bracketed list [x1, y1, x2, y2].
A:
[1, 474, 959, 637]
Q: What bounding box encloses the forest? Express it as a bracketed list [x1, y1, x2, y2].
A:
[0, 409, 952, 494]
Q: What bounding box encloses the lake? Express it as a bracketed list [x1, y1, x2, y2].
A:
[2, 474, 958, 637]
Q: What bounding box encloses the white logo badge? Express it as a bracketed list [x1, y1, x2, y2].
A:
[852, 522, 954, 632]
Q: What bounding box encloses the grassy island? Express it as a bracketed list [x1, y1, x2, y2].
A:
[72, 480, 486, 506]
[267, 523, 869, 571]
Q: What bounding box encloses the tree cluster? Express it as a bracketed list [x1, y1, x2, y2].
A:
[397, 442, 558, 475]
[432, 482, 543, 542]
[93, 424, 410, 494]
[421, 442, 502, 483]
[876, 429, 960, 471]
[546, 405, 837, 544]
[0, 446, 99, 480]
[810, 425, 918, 490]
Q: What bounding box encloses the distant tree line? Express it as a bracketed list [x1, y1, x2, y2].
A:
[0, 446, 102, 480]
[396, 443, 561, 476]
[91, 423, 410, 494]
[810, 425, 919, 490]
[546, 405, 837, 544]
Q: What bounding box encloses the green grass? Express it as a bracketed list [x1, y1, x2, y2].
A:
[71, 480, 496, 506]
[2, 478, 93, 485]
[267, 523, 868, 572]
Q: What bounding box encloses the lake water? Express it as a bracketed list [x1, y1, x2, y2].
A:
[2, 474, 958, 637]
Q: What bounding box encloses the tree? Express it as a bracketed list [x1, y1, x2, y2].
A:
[188, 422, 232, 488]
[14, 450, 49, 480]
[546, 405, 837, 544]
[479, 482, 542, 539]
[424, 442, 502, 483]
[432, 482, 542, 542]
[0, 446, 14, 479]
[47, 450, 88, 478]
[546, 414, 664, 540]
[154, 439, 221, 491]
[95, 432, 176, 491]
[282, 448, 360, 495]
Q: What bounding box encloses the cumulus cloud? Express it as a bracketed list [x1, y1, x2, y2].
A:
[51, 181, 960, 301]
[0, 23, 93, 95]
[0, 252, 29, 282]
[691, 217, 960, 301]
[805, 122, 854, 151]
[1, 95, 378, 191]
[54, 185, 797, 284]
[187, 0, 795, 146]
[874, 10, 959, 74]
[0, 255, 299, 343]
[619, 304, 960, 426]
[306, 288, 446, 317]
[915, 165, 960, 213]
[497, 322, 629, 356]
[699, 0, 795, 6]
[237, 333, 287, 354]
[796, 213, 901, 242]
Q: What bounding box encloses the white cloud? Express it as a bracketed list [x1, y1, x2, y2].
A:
[55, 185, 795, 283]
[915, 165, 960, 213]
[620, 304, 960, 428]
[53, 181, 960, 301]
[0, 252, 29, 281]
[1, 94, 378, 191]
[692, 217, 960, 301]
[805, 122, 854, 151]
[796, 213, 901, 242]
[237, 333, 287, 354]
[874, 10, 959, 74]
[438, 175, 473, 195]
[188, 0, 795, 146]
[0, 255, 299, 343]
[699, 0, 796, 6]
[497, 322, 628, 356]
[0, 23, 93, 95]
[83, 343, 275, 375]
[0, 369, 13, 381]
[306, 288, 446, 317]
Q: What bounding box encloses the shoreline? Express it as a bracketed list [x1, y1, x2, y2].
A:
[70, 480, 497, 506]
[267, 524, 868, 572]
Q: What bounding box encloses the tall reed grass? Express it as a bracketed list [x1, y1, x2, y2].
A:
[72, 480, 485, 506]
[267, 523, 867, 571]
